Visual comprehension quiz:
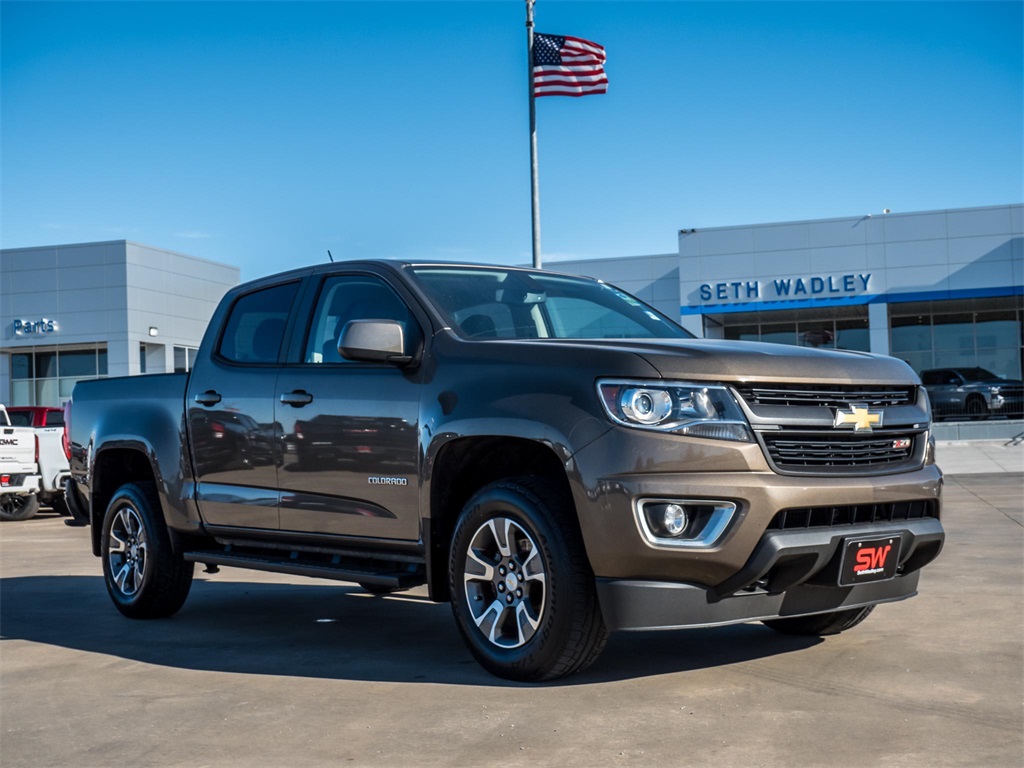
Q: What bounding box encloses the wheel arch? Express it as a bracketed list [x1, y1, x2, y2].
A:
[89, 444, 161, 556]
[424, 435, 576, 602]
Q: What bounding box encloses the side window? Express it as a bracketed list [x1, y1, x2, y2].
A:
[218, 282, 300, 364]
[303, 275, 417, 364]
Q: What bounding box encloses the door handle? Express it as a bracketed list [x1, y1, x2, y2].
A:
[194, 391, 222, 406]
[280, 390, 313, 407]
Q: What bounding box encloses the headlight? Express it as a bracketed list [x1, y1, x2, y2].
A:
[597, 379, 753, 442]
[990, 386, 1001, 395]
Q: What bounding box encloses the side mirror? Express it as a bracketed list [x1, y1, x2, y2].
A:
[338, 320, 412, 365]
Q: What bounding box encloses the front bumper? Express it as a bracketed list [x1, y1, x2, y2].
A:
[598, 571, 921, 631]
[569, 428, 944, 586]
[596, 515, 943, 630]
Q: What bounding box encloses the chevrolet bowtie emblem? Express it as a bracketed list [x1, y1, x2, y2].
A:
[834, 403, 883, 432]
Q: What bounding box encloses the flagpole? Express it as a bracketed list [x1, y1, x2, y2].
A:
[526, 0, 541, 269]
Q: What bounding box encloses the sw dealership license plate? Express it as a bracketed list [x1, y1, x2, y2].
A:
[839, 535, 902, 586]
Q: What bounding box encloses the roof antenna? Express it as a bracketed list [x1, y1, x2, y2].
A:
[327, 250, 335, 263]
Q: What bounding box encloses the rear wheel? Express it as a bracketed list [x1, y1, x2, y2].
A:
[0, 494, 39, 522]
[101, 482, 194, 619]
[762, 605, 875, 636]
[449, 478, 607, 682]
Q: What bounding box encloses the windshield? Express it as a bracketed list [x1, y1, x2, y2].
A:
[408, 267, 693, 341]
[959, 367, 1000, 382]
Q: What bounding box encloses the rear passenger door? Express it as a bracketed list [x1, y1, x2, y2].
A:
[275, 270, 425, 542]
[187, 280, 301, 530]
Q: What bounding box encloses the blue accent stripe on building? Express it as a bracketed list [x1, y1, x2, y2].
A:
[681, 284, 1024, 316]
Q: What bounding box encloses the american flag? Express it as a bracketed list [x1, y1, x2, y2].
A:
[532, 33, 608, 98]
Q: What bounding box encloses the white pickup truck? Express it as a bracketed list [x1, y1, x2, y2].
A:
[0, 404, 42, 521]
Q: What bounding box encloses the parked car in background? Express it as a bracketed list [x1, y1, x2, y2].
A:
[920, 368, 1024, 420]
[6, 406, 71, 516]
[5, 406, 64, 429]
[0, 404, 42, 521]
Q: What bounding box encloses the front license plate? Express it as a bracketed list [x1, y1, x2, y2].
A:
[839, 535, 902, 586]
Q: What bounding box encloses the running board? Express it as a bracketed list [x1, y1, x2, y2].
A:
[182, 550, 423, 589]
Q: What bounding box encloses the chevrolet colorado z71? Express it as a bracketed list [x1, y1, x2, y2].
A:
[66, 261, 945, 681]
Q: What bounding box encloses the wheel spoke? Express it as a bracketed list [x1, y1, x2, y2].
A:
[514, 601, 540, 645]
[521, 547, 546, 584]
[108, 529, 127, 552]
[113, 562, 131, 591]
[473, 599, 507, 643]
[487, 518, 513, 558]
[464, 548, 495, 582]
[130, 561, 143, 593]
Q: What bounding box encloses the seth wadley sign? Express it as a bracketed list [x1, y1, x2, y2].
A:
[698, 273, 873, 304]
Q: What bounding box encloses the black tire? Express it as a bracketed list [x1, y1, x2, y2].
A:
[50, 494, 71, 517]
[762, 605, 875, 636]
[101, 482, 194, 619]
[0, 494, 39, 522]
[965, 396, 987, 421]
[449, 477, 607, 682]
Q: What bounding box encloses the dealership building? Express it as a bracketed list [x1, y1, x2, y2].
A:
[2, 205, 1021, 424]
[556, 204, 1023, 388]
[1, 240, 239, 407]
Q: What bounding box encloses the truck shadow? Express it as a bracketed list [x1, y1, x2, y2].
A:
[0, 575, 820, 687]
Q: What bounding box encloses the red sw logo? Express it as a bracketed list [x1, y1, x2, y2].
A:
[854, 544, 892, 573]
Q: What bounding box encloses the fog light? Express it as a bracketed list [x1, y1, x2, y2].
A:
[636, 498, 738, 550]
[662, 503, 687, 536]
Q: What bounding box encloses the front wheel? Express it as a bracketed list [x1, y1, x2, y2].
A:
[0, 494, 39, 522]
[101, 482, 194, 619]
[449, 478, 607, 682]
[762, 605, 875, 636]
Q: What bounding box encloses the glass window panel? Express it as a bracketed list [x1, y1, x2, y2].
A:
[11, 353, 33, 379]
[36, 352, 57, 378]
[59, 378, 88, 398]
[890, 316, 932, 353]
[933, 348, 978, 370]
[44, 410, 64, 426]
[35, 379, 58, 406]
[836, 326, 870, 352]
[976, 348, 1022, 381]
[303, 276, 415, 363]
[723, 324, 759, 342]
[932, 313, 974, 351]
[58, 350, 97, 377]
[98, 349, 108, 376]
[220, 282, 300, 364]
[797, 323, 836, 348]
[140, 343, 147, 374]
[11, 381, 33, 406]
[187, 348, 197, 370]
[974, 317, 1019, 350]
[896, 351, 933, 376]
[759, 323, 797, 346]
[174, 347, 187, 373]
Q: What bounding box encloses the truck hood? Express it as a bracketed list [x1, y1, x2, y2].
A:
[533, 338, 918, 384]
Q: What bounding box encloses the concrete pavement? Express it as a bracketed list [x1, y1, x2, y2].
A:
[1, 472, 1021, 767]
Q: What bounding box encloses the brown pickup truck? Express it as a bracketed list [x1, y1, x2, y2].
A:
[66, 261, 944, 681]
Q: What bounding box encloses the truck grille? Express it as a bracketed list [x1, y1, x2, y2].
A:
[767, 499, 937, 530]
[762, 431, 916, 470]
[735, 384, 916, 408]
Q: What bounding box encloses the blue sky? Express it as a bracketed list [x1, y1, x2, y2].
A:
[3, 1, 1021, 281]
